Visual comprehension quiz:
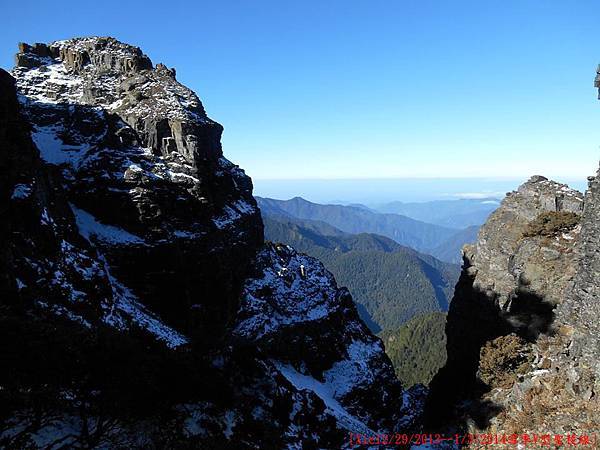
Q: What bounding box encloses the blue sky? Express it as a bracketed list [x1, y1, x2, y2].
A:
[2, 0, 600, 186]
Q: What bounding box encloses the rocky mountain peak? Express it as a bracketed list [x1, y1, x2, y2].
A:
[7, 36, 264, 348]
[14, 37, 214, 163]
[427, 170, 598, 436]
[16, 37, 153, 74]
[509, 175, 583, 216]
[465, 176, 583, 311]
[2, 37, 415, 447]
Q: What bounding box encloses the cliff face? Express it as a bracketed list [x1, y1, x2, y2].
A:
[1, 38, 415, 448]
[225, 244, 418, 446]
[8, 37, 263, 347]
[427, 177, 600, 438]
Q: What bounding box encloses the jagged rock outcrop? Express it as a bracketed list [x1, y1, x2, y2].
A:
[9, 37, 263, 345]
[193, 244, 420, 448]
[467, 176, 583, 309]
[1, 37, 416, 448]
[2, 241, 417, 447]
[234, 245, 410, 435]
[427, 173, 599, 443]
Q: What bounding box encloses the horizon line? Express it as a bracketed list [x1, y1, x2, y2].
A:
[251, 174, 589, 181]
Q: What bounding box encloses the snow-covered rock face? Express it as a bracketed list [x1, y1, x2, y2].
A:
[8, 37, 263, 345]
[234, 245, 410, 438]
[110, 244, 414, 448]
[15, 38, 219, 162]
[1, 38, 417, 448]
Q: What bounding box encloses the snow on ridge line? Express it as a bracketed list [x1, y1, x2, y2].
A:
[36, 300, 92, 329]
[274, 362, 375, 436]
[13, 47, 206, 125]
[14, 62, 84, 106]
[234, 248, 341, 340]
[70, 203, 146, 245]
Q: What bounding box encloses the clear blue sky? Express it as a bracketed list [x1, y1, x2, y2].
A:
[2, 0, 600, 183]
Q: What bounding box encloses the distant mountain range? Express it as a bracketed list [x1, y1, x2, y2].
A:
[257, 195, 492, 386]
[262, 212, 459, 387]
[256, 196, 490, 263]
[262, 214, 460, 334]
[257, 196, 458, 254]
[370, 198, 500, 229]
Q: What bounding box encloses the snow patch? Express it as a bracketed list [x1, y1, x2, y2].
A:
[235, 248, 339, 340]
[213, 199, 257, 229]
[11, 183, 32, 200]
[222, 411, 237, 439]
[167, 170, 199, 183]
[40, 208, 54, 226]
[213, 205, 242, 229]
[275, 362, 374, 435]
[127, 163, 143, 172]
[234, 199, 256, 215]
[323, 340, 381, 397]
[31, 125, 91, 166]
[71, 204, 146, 246]
[36, 300, 92, 329]
[173, 230, 204, 239]
[60, 240, 101, 280]
[98, 254, 188, 348]
[13, 61, 83, 105]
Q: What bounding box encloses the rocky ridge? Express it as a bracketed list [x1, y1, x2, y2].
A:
[427, 176, 600, 442]
[1, 37, 417, 448]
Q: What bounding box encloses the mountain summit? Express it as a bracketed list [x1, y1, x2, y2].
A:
[8, 37, 264, 347]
